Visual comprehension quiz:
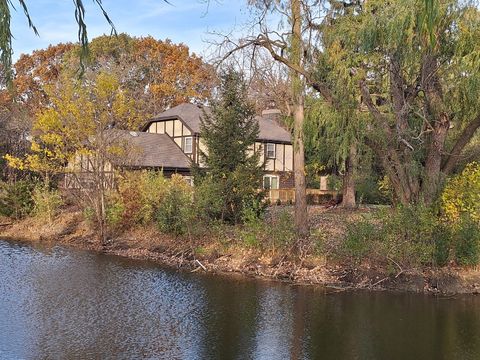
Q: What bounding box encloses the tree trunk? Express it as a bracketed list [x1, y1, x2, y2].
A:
[422, 113, 449, 204]
[291, 0, 308, 238]
[293, 101, 308, 237]
[368, 140, 416, 206]
[341, 142, 356, 208]
[99, 186, 107, 245]
[421, 53, 450, 205]
[95, 129, 108, 246]
[96, 192, 106, 246]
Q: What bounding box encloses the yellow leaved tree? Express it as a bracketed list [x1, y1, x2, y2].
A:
[6, 71, 141, 243]
[442, 162, 480, 224]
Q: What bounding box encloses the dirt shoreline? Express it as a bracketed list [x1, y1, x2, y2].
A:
[1, 211, 480, 295]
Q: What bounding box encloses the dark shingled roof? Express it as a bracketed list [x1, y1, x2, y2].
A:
[257, 111, 292, 143]
[110, 130, 191, 169]
[149, 103, 292, 143]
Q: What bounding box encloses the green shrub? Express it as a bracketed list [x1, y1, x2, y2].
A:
[454, 216, 480, 266]
[0, 180, 35, 219]
[340, 205, 451, 268]
[379, 205, 438, 266]
[342, 206, 480, 269]
[194, 169, 265, 225]
[268, 209, 296, 249]
[343, 220, 377, 260]
[239, 206, 263, 248]
[356, 176, 390, 205]
[193, 176, 224, 223]
[156, 174, 194, 236]
[237, 208, 295, 250]
[105, 198, 124, 228]
[32, 184, 63, 222]
[433, 224, 452, 267]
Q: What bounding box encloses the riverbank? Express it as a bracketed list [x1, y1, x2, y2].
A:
[1, 208, 480, 295]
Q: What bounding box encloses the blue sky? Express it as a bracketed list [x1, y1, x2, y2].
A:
[10, 0, 253, 60]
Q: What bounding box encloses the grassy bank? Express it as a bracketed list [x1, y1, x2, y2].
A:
[2, 205, 480, 295]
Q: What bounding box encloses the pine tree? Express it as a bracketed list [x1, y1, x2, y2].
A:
[195, 69, 264, 224]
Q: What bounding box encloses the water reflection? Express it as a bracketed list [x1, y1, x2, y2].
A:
[1, 240, 480, 359]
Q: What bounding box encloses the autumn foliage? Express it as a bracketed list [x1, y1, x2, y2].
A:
[69, 34, 215, 117]
[442, 162, 480, 224]
[12, 43, 75, 116]
[1, 33, 215, 125]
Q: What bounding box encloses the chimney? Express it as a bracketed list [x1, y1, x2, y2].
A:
[261, 98, 281, 119]
[261, 108, 282, 122]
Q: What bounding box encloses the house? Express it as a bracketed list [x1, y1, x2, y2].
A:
[65, 103, 295, 198]
[142, 103, 294, 190]
[63, 129, 192, 189]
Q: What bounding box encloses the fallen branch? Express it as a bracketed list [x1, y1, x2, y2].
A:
[195, 259, 207, 271]
[387, 255, 404, 276]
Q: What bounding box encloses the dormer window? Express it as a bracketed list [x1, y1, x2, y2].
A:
[184, 137, 193, 154]
[266, 143, 276, 159]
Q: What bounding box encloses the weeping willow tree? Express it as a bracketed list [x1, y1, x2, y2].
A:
[301, 1, 367, 208]
[307, 5, 367, 207]
[304, 97, 369, 207]
[321, 0, 480, 205]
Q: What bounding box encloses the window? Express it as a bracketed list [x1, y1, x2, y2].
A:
[184, 137, 193, 154]
[266, 143, 276, 159]
[263, 175, 279, 190]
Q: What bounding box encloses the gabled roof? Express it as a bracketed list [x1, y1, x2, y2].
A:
[152, 103, 205, 133]
[111, 130, 191, 169]
[147, 102, 292, 143]
[257, 112, 292, 143]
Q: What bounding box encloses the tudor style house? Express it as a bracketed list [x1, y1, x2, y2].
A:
[142, 103, 294, 190]
[65, 102, 294, 193]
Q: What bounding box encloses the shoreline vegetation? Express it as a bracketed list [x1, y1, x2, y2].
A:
[2, 206, 480, 295]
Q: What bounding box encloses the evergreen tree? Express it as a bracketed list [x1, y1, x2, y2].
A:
[195, 69, 264, 224]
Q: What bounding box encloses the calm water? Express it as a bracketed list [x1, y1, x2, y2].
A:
[1, 240, 480, 359]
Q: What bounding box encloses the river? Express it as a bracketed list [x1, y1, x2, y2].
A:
[1, 239, 480, 359]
